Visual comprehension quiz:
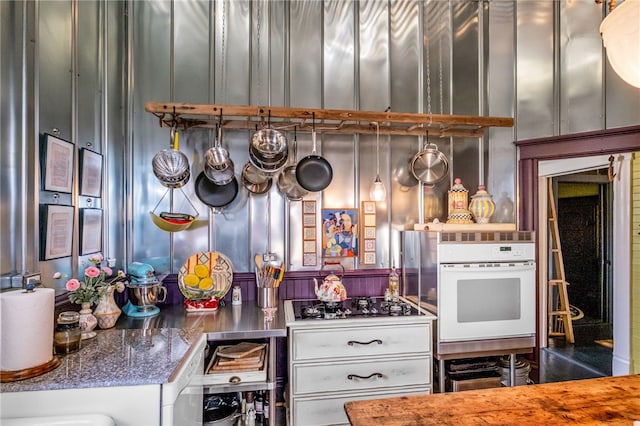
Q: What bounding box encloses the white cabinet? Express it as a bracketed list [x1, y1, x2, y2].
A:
[0, 385, 162, 425]
[285, 304, 434, 426]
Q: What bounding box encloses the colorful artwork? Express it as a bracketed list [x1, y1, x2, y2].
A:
[321, 208, 358, 258]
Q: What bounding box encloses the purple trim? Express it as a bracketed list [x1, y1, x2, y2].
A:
[159, 268, 397, 305]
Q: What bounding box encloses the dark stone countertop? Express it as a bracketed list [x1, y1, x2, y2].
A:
[1, 327, 203, 393]
[1, 300, 286, 393]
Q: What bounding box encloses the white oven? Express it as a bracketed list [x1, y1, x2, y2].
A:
[437, 241, 536, 343]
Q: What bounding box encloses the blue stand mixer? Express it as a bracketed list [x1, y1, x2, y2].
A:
[123, 262, 167, 318]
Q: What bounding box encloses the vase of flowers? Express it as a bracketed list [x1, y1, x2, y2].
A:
[93, 285, 122, 329]
[78, 302, 98, 339]
[55, 253, 126, 331]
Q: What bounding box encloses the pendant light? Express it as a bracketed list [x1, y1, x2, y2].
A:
[600, 0, 640, 88]
[370, 122, 387, 201]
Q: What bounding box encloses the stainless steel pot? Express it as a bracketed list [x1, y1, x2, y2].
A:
[204, 127, 235, 185]
[277, 130, 308, 200]
[241, 162, 272, 195]
[152, 127, 191, 188]
[249, 128, 288, 174]
[410, 142, 449, 185]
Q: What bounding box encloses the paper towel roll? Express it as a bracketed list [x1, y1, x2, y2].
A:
[0, 287, 55, 371]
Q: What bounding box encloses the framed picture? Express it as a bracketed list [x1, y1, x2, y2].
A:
[303, 200, 316, 214]
[321, 208, 358, 258]
[41, 133, 74, 193]
[303, 227, 316, 240]
[303, 214, 316, 227]
[79, 208, 103, 255]
[40, 204, 74, 260]
[79, 148, 103, 197]
[363, 201, 376, 214]
[363, 252, 376, 265]
[364, 239, 376, 252]
[303, 253, 317, 267]
[364, 227, 376, 239]
[303, 240, 316, 253]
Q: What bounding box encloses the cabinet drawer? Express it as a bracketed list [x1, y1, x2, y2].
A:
[290, 323, 430, 361]
[292, 355, 430, 395]
[291, 387, 431, 426]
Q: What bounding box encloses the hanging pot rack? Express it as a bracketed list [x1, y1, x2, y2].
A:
[145, 101, 513, 139]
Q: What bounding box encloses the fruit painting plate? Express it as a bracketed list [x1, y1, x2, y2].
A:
[178, 252, 233, 301]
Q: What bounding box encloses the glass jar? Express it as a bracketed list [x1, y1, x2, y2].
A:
[54, 311, 82, 355]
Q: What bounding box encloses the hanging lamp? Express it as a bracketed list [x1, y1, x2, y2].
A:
[600, 0, 640, 88]
[370, 122, 387, 201]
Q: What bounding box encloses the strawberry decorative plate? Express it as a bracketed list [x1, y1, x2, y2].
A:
[178, 252, 233, 311]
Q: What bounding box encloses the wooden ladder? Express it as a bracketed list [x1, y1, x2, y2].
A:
[547, 179, 575, 344]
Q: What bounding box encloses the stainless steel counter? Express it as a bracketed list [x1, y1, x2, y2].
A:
[116, 301, 287, 340]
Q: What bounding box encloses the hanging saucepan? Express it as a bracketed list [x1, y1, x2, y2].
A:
[194, 171, 239, 209]
[152, 126, 191, 188]
[410, 141, 449, 185]
[295, 127, 333, 192]
[277, 128, 308, 200]
[204, 125, 235, 186]
[241, 162, 272, 195]
[249, 127, 288, 174]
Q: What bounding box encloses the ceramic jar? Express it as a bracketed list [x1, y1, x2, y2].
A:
[469, 185, 496, 224]
[54, 311, 81, 355]
[93, 286, 121, 329]
[446, 178, 473, 224]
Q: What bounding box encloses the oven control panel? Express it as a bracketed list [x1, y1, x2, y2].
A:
[439, 242, 535, 263]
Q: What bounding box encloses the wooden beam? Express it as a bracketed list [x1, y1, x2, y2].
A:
[145, 101, 513, 139]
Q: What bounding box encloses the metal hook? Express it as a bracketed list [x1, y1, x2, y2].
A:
[608, 155, 617, 182]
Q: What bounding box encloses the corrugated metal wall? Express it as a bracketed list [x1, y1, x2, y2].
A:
[0, 0, 126, 289]
[2, 0, 639, 287]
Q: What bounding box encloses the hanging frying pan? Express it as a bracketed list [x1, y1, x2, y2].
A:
[295, 120, 332, 192]
[410, 142, 449, 185]
[194, 171, 239, 209]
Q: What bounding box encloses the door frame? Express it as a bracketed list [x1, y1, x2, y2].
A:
[515, 125, 639, 376]
[537, 154, 631, 375]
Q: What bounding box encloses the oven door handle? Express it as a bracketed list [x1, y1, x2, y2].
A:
[347, 339, 383, 346]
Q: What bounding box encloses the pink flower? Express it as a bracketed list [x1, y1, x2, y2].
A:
[89, 253, 104, 263]
[102, 266, 113, 276]
[115, 282, 125, 293]
[85, 266, 101, 278]
[65, 279, 80, 291]
[53, 272, 62, 279]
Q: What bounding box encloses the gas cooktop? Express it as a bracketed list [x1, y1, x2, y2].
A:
[291, 296, 421, 320]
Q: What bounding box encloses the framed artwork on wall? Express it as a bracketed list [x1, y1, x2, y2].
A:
[41, 133, 74, 193]
[79, 148, 103, 197]
[40, 204, 74, 260]
[361, 201, 377, 264]
[302, 200, 318, 266]
[321, 208, 358, 258]
[79, 208, 103, 255]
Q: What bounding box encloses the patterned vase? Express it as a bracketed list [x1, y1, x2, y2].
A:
[469, 185, 496, 224]
[93, 286, 121, 329]
[78, 302, 98, 339]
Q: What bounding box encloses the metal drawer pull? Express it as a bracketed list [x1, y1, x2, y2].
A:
[229, 376, 242, 384]
[347, 339, 382, 346]
[347, 373, 383, 380]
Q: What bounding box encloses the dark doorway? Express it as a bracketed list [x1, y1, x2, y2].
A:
[545, 168, 613, 378]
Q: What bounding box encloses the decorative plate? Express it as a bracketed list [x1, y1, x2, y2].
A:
[178, 252, 233, 301]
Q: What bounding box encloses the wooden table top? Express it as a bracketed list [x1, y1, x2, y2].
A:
[344, 374, 640, 425]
